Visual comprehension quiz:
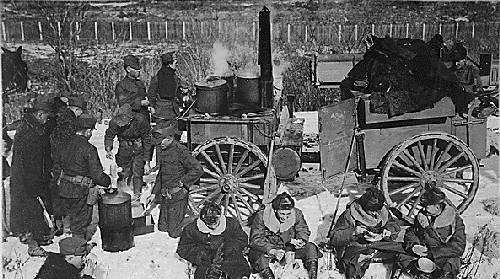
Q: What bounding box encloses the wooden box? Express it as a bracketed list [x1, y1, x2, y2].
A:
[131, 203, 155, 236]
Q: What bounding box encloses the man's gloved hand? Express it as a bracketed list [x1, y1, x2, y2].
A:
[412, 244, 429, 257]
[354, 226, 368, 235]
[205, 263, 223, 279]
[105, 150, 114, 160]
[144, 162, 151, 175]
[141, 99, 150, 106]
[269, 249, 285, 261]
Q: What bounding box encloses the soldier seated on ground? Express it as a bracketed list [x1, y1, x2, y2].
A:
[35, 237, 97, 279]
[398, 187, 465, 279]
[176, 201, 251, 279]
[248, 192, 321, 279]
[328, 187, 400, 279]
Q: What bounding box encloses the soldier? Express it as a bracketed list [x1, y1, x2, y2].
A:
[147, 51, 187, 134]
[10, 95, 53, 256]
[145, 124, 203, 238]
[399, 187, 466, 279]
[105, 104, 152, 201]
[115, 54, 150, 121]
[328, 187, 400, 279]
[177, 201, 251, 279]
[248, 192, 321, 279]
[57, 115, 111, 241]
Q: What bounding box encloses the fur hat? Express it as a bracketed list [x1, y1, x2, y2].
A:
[153, 124, 176, 138]
[358, 187, 385, 212]
[123, 54, 141, 70]
[59, 237, 88, 256]
[31, 95, 53, 113]
[200, 201, 222, 226]
[271, 192, 295, 211]
[161, 52, 175, 64]
[420, 187, 446, 206]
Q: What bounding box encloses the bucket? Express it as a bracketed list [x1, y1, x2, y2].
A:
[98, 191, 134, 252]
[235, 72, 260, 107]
[195, 79, 228, 114]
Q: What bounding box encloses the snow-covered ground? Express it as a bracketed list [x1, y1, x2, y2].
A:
[2, 114, 499, 279]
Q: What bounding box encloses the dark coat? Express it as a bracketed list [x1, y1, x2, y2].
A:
[50, 107, 77, 166]
[104, 112, 152, 162]
[249, 207, 311, 254]
[152, 141, 203, 195]
[35, 252, 93, 279]
[56, 135, 111, 199]
[403, 202, 466, 271]
[177, 216, 250, 279]
[147, 66, 182, 107]
[115, 76, 147, 112]
[10, 113, 52, 239]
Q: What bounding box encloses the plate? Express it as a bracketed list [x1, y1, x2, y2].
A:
[417, 258, 436, 273]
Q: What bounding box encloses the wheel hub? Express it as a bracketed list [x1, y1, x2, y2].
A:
[421, 171, 439, 186]
[220, 175, 238, 193]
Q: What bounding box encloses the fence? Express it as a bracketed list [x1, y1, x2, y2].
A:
[1, 19, 499, 50]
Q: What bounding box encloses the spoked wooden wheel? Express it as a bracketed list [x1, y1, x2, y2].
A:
[189, 137, 273, 225]
[380, 132, 479, 222]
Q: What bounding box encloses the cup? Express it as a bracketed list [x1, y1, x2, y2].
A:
[285, 251, 295, 265]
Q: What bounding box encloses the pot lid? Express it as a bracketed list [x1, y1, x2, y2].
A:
[195, 79, 227, 87]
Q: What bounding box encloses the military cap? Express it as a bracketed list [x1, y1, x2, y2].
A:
[420, 187, 446, 206]
[123, 54, 141, 70]
[75, 114, 97, 130]
[272, 192, 295, 210]
[161, 52, 175, 64]
[153, 124, 176, 137]
[59, 237, 88, 256]
[358, 187, 385, 212]
[68, 96, 86, 110]
[31, 95, 53, 112]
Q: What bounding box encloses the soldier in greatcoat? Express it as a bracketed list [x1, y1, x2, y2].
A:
[10, 95, 54, 256]
[248, 192, 322, 279]
[105, 104, 152, 201]
[328, 187, 400, 279]
[56, 115, 111, 241]
[145, 125, 203, 238]
[399, 187, 466, 279]
[177, 201, 251, 279]
[115, 54, 150, 122]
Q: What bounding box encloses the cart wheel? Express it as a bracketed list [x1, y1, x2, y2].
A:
[380, 132, 479, 222]
[189, 137, 273, 225]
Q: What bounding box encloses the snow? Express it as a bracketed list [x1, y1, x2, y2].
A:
[2, 114, 499, 279]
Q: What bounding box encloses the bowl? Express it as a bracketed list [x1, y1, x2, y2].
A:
[417, 258, 436, 273]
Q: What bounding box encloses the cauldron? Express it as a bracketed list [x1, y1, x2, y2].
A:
[195, 79, 228, 114]
[98, 191, 134, 252]
[235, 72, 260, 107]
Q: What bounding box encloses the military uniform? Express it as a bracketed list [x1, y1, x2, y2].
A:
[115, 55, 150, 121]
[105, 105, 152, 197]
[57, 115, 111, 241]
[151, 126, 203, 238]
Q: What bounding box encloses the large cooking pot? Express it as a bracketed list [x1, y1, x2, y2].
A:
[98, 191, 134, 252]
[195, 79, 228, 114]
[235, 72, 260, 107]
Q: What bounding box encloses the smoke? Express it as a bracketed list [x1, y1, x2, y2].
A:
[210, 41, 230, 76]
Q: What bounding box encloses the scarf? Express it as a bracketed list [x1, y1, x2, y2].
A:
[417, 202, 457, 243]
[262, 206, 296, 233]
[197, 215, 227, 236]
[349, 201, 388, 228]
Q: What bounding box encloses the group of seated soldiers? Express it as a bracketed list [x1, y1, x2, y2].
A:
[177, 187, 465, 279]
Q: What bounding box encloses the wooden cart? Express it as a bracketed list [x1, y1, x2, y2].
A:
[319, 95, 487, 222]
[181, 110, 305, 225]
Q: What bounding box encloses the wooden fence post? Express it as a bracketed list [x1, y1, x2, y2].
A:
[38, 21, 43, 41]
[338, 24, 341, 43]
[20, 21, 24, 41]
[422, 23, 426, 40]
[129, 21, 132, 41]
[182, 21, 186, 40]
[406, 23, 409, 38]
[439, 23, 442, 35]
[305, 24, 308, 42]
[389, 23, 393, 37]
[287, 23, 291, 44]
[252, 21, 256, 41]
[354, 24, 358, 41]
[200, 21, 204, 36]
[94, 21, 98, 41]
[165, 21, 168, 40]
[2, 22, 6, 42]
[58, 21, 61, 37]
[111, 22, 115, 41]
[471, 22, 474, 38]
[147, 22, 151, 41]
[455, 22, 459, 39]
[76, 22, 80, 41]
[371, 23, 375, 35]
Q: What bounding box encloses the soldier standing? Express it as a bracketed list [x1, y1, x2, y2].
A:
[115, 54, 150, 122]
[146, 125, 203, 238]
[105, 104, 152, 201]
[56, 115, 111, 241]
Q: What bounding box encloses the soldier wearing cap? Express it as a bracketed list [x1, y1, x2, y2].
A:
[145, 124, 203, 238]
[10, 95, 54, 256]
[50, 95, 87, 236]
[399, 187, 465, 279]
[115, 54, 150, 121]
[248, 192, 322, 279]
[147, 51, 187, 131]
[56, 115, 111, 241]
[328, 187, 400, 279]
[105, 104, 153, 201]
[35, 236, 97, 279]
[177, 201, 251, 279]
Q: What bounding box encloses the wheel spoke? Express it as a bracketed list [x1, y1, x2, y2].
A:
[201, 151, 223, 175]
[401, 150, 425, 173]
[199, 178, 219, 184]
[239, 182, 261, 189]
[417, 141, 428, 171]
[437, 152, 465, 173]
[238, 173, 265, 183]
[442, 165, 472, 175]
[409, 190, 425, 217]
[237, 159, 262, 177]
[190, 184, 220, 193]
[199, 188, 221, 205]
[440, 184, 468, 199]
[393, 161, 422, 178]
[224, 194, 230, 215]
[238, 187, 259, 201]
[388, 176, 421, 182]
[389, 183, 420, 195]
[434, 142, 453, 171]
[228, 144, 234, 174]
[441, 178, 474, 184]
[429, 139, 438, 170]
[230, 192, 243, 222]
[235, 191, 254, 212]
[396, 187, 420, 209]
[203, 166, 221, 179]
[234, 150, 249, 174]
[215, 143, 227, 175]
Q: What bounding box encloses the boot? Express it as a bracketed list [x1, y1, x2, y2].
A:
[304, 259, 318, 279]
[27, 234, 47, 257]
[54, 219, 64, 237]
[260, 267, 275, 279]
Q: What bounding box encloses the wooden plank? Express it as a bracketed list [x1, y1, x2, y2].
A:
[451, 117, 487, 159]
